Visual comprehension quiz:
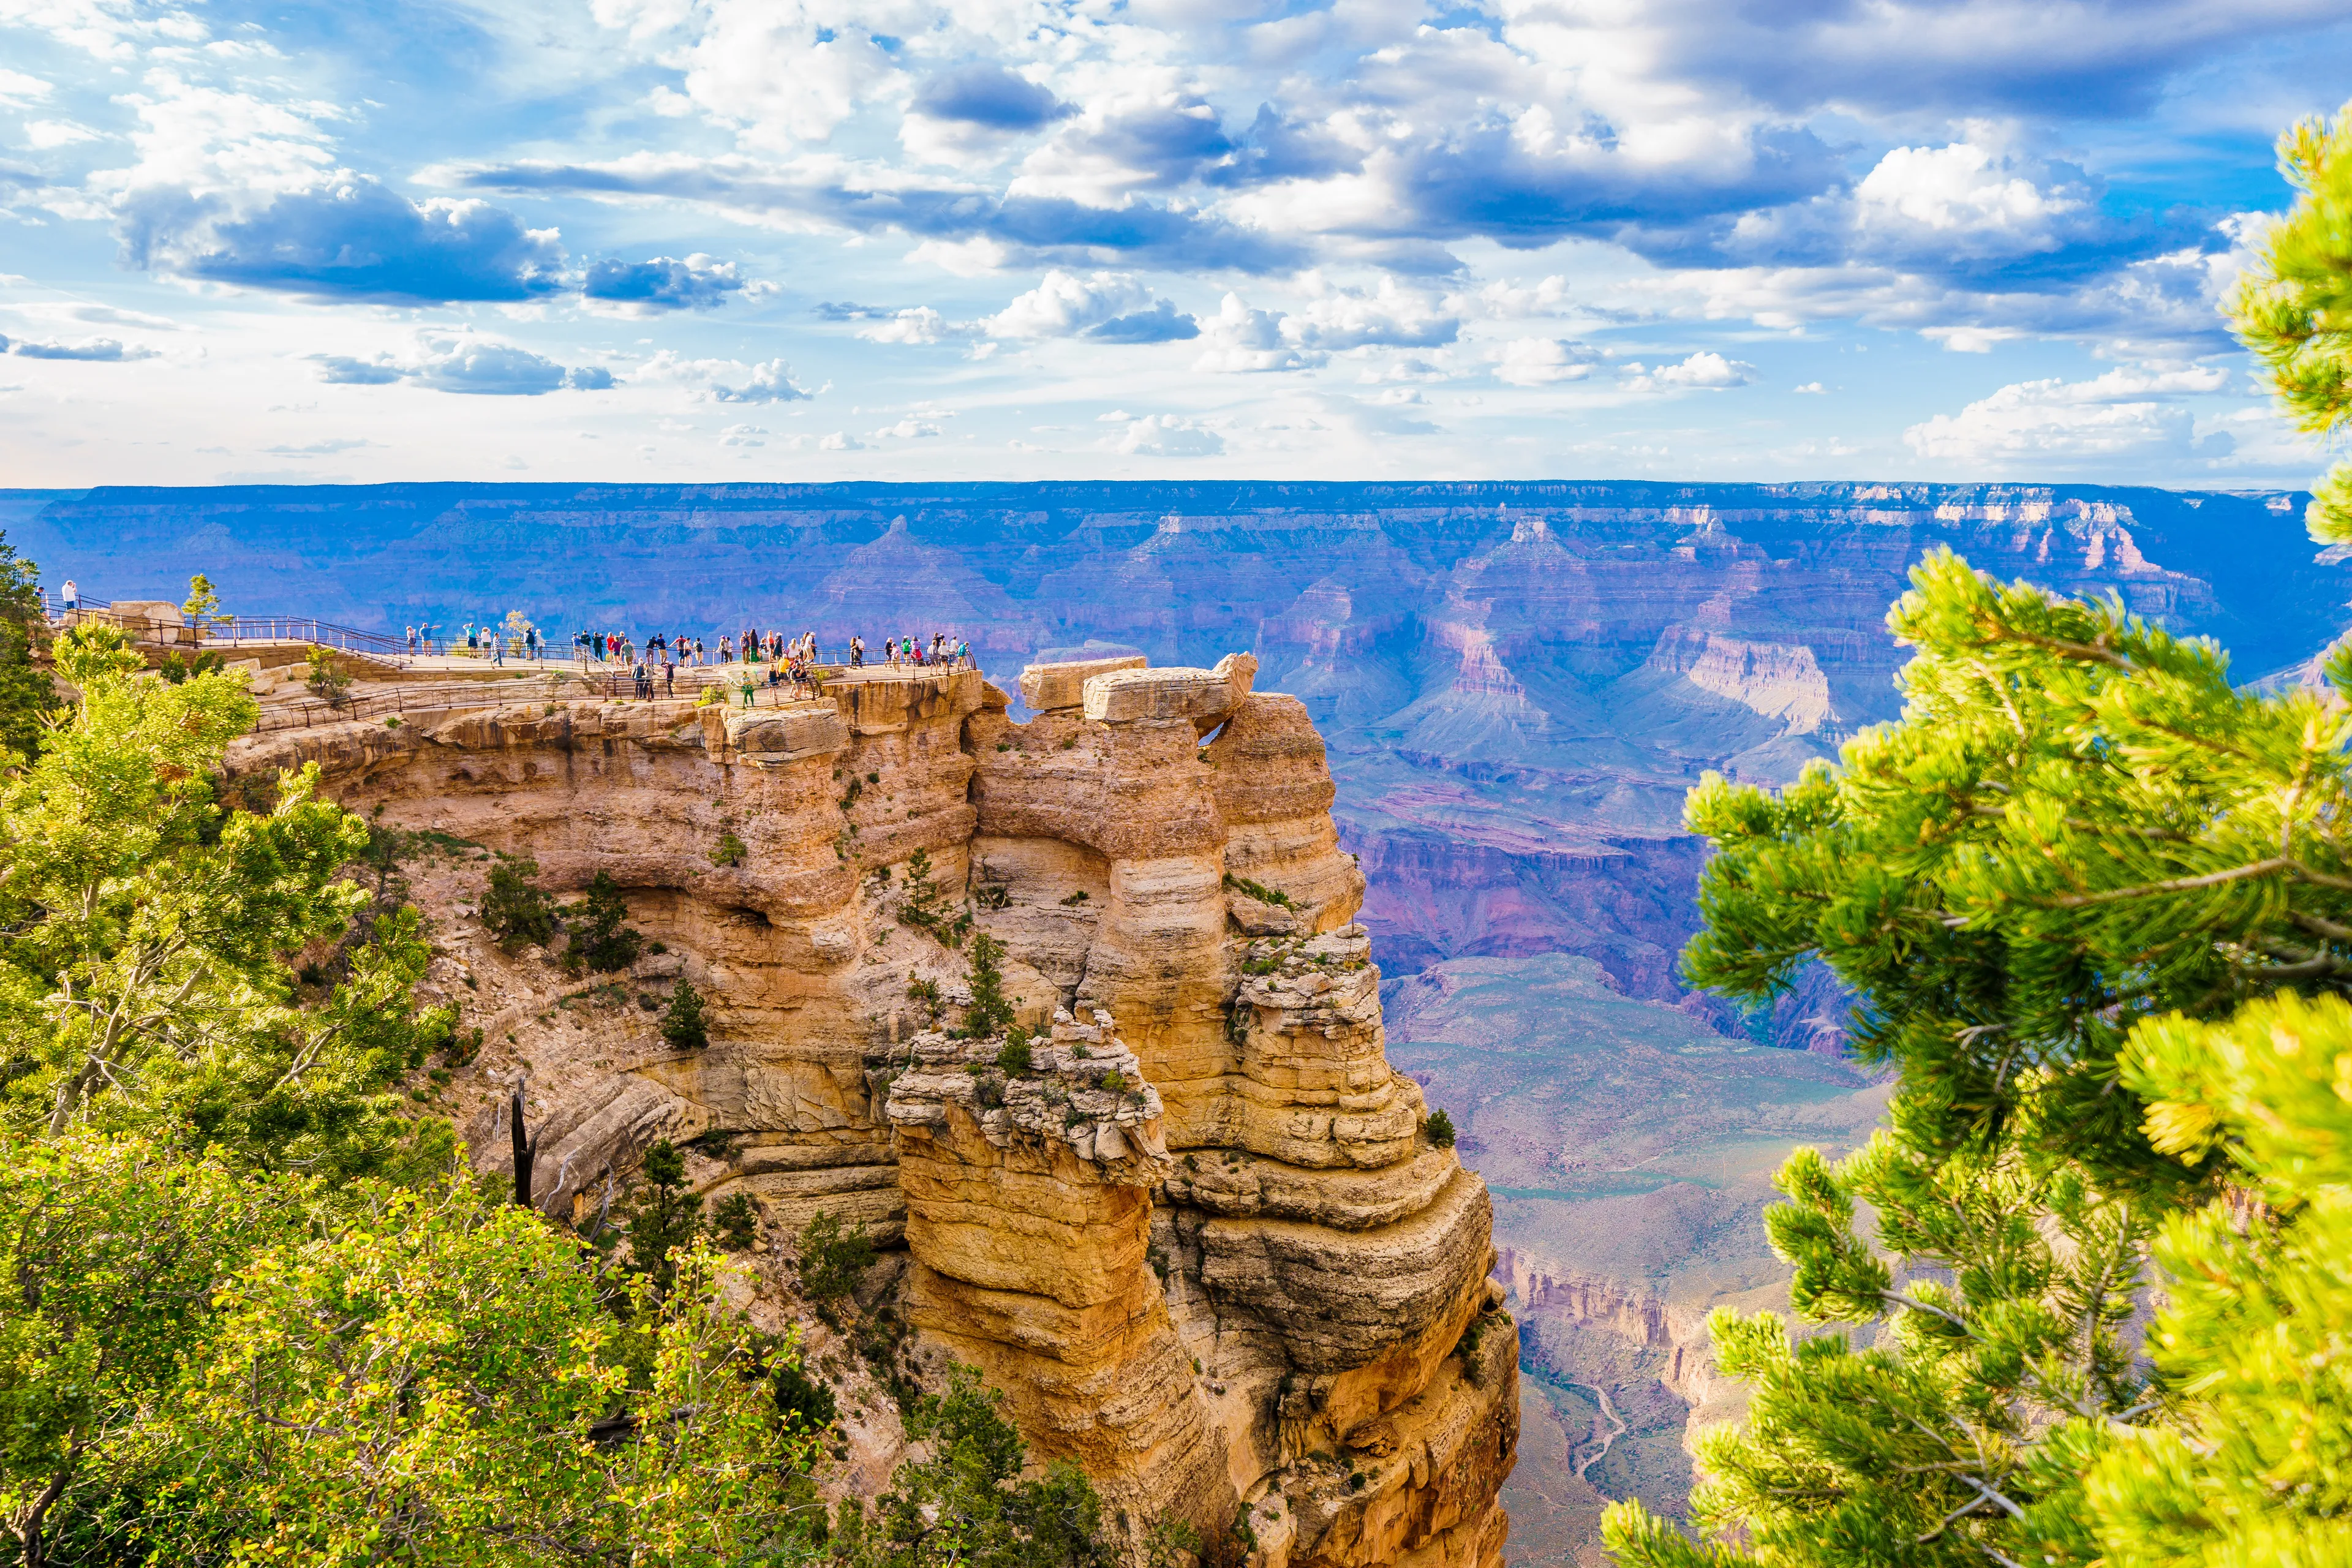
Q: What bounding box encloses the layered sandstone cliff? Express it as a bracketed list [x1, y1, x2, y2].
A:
[227, 655, 1517, 1568]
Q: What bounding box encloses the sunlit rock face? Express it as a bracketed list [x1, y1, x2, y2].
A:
[228, 655, 1517, 1568]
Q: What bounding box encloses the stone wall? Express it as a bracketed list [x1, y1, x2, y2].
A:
[228, 654, 1517, 1568]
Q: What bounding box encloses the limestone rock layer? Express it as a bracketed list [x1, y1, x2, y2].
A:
[228, 658, 1516, 1568]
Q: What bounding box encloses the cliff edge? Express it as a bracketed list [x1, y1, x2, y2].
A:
[227, 653, 1518, 1568]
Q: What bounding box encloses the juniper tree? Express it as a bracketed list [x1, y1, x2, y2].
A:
[1607, 99, 2352, 1568]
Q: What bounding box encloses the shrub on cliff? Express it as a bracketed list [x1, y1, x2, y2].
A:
[481, 854, 557, 950]
[303, 644, 351, 707]
[797, 1208, 875, 1318]
[963, 933, 1015, 1038]
[1423, 1109, 1456, 1148]
[662, 978, 709, 1049]
[624, 1139, 703, 1302]
[562, 870, 643, 973]
[1605, 102, 2352, 1568]
[835, 1362, 1113, 1568]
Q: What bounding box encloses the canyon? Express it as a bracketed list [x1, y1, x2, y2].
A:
[12, 478, 2338, 1566]
[224, 655, 1517, 1568]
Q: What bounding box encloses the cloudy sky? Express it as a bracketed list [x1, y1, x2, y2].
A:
[1, 0, 2346, 486]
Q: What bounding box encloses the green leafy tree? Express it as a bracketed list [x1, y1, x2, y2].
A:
[0, 532, 54, 769]
[0, 644, 453, 1171]
[562, 872, 643, 974]
[168, 1177, 814, 1566]
[0, 1133, 306, 1566]
[662, 979, 709, 1050]
[835, 1363, 1112, 1568]
[481, 855, 557, 950]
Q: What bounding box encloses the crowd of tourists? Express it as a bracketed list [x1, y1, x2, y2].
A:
[568, 625, 978, 704]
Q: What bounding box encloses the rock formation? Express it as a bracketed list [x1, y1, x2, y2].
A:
[227, 654, 1517, 1568]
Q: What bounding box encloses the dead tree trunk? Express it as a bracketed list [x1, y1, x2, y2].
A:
[511, 1084, 537, 1209]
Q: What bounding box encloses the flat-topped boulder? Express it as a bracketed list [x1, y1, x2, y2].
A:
[1020, 654, 1147, 712]
[1082, 651, 1257, 729]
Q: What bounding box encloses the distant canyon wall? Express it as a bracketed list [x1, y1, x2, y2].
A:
[17, 480, 2334, 1017]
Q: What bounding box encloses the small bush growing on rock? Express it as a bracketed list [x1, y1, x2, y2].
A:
[624, 1140, 702, 1302]
[1423, 1109, 1457, 1148]
[1099, 1069, 1126, 1093]
[481, 856, 557, 951]
[906, 975, 943, 1025]
[303, 645, 352, 707]
[712, 1192, 760, 1251]
[797, 1210, 875, 1319]
[1058, 889, 1089, 907]
[975, 881, 1010, 910]
[995, 1029, 1033, 1074]
[1221, 872, 1295, 909]
[561, 872, 643, 973]
[772, 1356, 837, 1434]
[710, 829, 746, 868]
[660, 979, 708, 1050]
[836, 1362, 1113, 1568]
[964, 933, 1015, 1038]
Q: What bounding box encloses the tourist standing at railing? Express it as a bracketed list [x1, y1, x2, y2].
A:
[850, 634, 864, 668]
[663, 658, 675, 698]
[60, 579, 77, 614]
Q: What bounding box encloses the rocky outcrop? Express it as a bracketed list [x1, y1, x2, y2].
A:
[226, 655, 1515, 1568]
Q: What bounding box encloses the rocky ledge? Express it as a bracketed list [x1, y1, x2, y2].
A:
[227, 652, 1515, 1568]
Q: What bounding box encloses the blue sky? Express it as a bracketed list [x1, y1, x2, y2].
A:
[0, 0, 2347, 486]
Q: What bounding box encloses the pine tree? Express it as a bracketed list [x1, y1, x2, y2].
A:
[963, 933, 1014, 1039]
[0, 530, 55, 768]
[1606, 100, 2352, 1568]
[624, 1139, 702, 1302]
[660, 978, 709, 1049]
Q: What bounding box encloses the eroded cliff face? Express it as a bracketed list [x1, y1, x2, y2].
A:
[227, 657, 1516, 1568]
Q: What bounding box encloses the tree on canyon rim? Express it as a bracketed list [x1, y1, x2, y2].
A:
[0, 633, 820, 1564]
[1605, 101, 2352, 1568]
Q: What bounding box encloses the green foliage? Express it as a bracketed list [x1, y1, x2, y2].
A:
[995, 1030, 1033, 1074]
[0, 648, 453, 1173]
[965, 933, 1015, 1039]
[625, 1139, 703, 1302]
[0, 1136, 820, 1566]
[303, 644, 351, 707]
[2228, 100, 2352, 548]
[713, 1192, 761, 1251]
[662, 978, 710, 1050]
[1221, 872, 1294, 908]
[1098, 1069, 1125, 1093]
[796, 1209, 875, 1310]
[178, 573, 222, 623]
[1058, 890, 1088, 907]
[0, 532, 51, 772]
[899, 849, 946, 930]
[712, 828, 747, 868]
[2081, 992, 2352, 1565]
[834, 1362, 1114, 1568]
[1423, 1109, 1455, 1148]
[156, 649, 225, 685]
[772, 1356, 837, 1436]
[1605, 518, 2352, 1557]
[562, 871, 643, 973]
[480, 854, 557, 949]
[176, 1177, 812, 1565]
